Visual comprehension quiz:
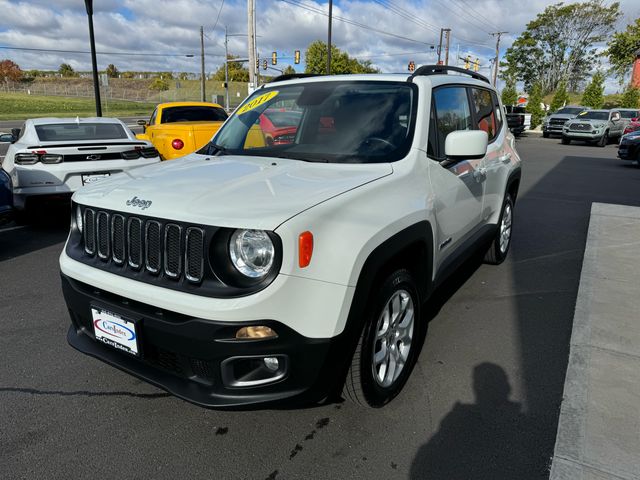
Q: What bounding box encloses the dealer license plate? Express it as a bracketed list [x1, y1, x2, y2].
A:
[82, 173, 110, 185]
[91, 307, 139, 356]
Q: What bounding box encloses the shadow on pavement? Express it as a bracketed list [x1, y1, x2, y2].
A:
[0, 204, 70, 262]
[410, 363, 548, 479]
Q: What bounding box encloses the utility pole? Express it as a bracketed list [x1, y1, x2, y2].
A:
[443, 28, 451, 65]
[84, 0, 101, 116]
[200, 26, 206, 101]
[224, 26, 229, 111]
[490, 31, 508, 86]
[327, 0, 333, 74]
[437, 28, 444, 64]
[248, 0, 257, 89]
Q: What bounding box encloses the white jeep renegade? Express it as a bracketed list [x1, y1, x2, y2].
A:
[60, 66, 521, 408]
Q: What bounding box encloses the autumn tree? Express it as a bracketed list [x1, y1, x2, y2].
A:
[581, 72, 605, 108]
[607, 18, 640, 83]
[0, 59, 23, 83]
[502, 1, 620, 93]
[304, 41, 379, 74]
[59, 63, 77, 77]
[106, 64, 119, 78]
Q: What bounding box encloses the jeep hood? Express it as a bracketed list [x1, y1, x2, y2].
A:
[72, 153, 393, 229]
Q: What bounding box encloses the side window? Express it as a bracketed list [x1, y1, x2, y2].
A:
[149, 108, 158, 125]
[428, 86, 472, 160]
[471, 88, 498, 142]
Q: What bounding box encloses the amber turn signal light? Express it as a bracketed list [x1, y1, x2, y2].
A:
[298, 231, 313, 268]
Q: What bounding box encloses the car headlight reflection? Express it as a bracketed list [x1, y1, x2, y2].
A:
[75, 204, 83, 233]
[229, 229, 275, 278]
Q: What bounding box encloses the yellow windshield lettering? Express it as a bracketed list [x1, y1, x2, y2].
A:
[237, 91, 279, 115]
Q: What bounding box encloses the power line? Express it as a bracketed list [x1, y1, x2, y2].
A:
[0, 45, 227, 57]
[454, 0, 501, 32]
[211, 0, 225, 33]
[279, 0, 433, 46]
[370, 0, 440, 35]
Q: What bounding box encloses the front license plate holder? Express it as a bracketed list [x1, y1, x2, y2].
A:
[91, 306, 140, 357]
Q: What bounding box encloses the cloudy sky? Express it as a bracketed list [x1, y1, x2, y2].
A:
[1, 0, 638, 90]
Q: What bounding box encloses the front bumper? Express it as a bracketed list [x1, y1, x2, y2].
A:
[62, 273, 346, 407]
[618, 143, 639, 160]
[562, 131, 602, 141]
[543, 124, 566, 134]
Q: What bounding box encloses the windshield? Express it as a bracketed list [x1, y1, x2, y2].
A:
[577, 111, 609, 120]
[206, 81, 417, 163]
[556, 107, 584, 115]
[35, 123, 128, 141]
[620, 110, 639, 119]
[161, 106, 228, 123]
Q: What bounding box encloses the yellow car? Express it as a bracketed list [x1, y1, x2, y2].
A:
[136, 102, 228, 160]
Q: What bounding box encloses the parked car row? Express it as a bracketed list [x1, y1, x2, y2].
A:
[542, 106, 640, 147]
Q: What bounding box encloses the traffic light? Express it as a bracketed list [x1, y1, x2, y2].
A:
[256, 58, 260, 70]
[474, 58, 480, 72]
[272, 52, 277, 65]
[294, 50, 300, 64]
[263, 59, 268, 70]
[464, 56, 470, 69]
[408, 61, 415, 72]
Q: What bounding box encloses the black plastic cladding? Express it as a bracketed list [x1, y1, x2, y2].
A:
[67, 203, 282, 298]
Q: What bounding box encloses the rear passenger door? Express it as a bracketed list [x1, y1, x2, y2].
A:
[470, 87, 509, 223]
[427, 86, 484, 267]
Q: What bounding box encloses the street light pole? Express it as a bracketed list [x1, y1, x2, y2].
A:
[84, 0, 102, 117]
[224, 26, 230, 111]
[327, 0, 333, 74]
[200, 26, 206, 102]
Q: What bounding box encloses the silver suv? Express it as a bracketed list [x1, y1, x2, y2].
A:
[542, 106, 590, 138]
[562, 109, 625, 146]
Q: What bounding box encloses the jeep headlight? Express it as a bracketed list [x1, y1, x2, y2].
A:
[229, 229, 275, 278]
[75, 204, 83, 233]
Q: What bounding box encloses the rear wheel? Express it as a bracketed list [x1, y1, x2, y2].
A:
[542, 131, 549, 138]
[561, 136, 570, 145]
[343, 269, 422, 408]
[485, 194, 514, 265]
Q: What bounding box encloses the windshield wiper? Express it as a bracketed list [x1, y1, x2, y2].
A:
[206, 143, 231, 156]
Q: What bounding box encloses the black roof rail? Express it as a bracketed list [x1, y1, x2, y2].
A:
[409, 64, 490, 84]
[269, 73, 323, 83]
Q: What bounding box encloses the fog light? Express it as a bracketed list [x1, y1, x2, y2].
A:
[263, 357, 279, 371]
[236, 326, 277, 339]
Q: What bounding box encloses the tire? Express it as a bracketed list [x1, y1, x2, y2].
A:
[484, 194, 514, 265]
[597, 131, 608, 147]
[542, 131, 549, 138]
[343, 269, 422, 408]
[561, 136, 570, 145]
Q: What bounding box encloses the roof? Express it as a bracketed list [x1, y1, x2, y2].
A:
[28, 117, 125, 126]
[156, 101, 224, 109]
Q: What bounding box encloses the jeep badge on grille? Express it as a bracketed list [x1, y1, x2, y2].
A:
[126, 196, 152, 210]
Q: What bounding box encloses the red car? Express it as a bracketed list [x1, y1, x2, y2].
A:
[623, 119, 640, 135]
[259, 109, 302, 145]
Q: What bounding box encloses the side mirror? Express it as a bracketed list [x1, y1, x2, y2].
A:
[0, 133, 14, 143]
[137, 120, 147, 126]
[443, 130, 488, 165]
[612, 113, 621, 121]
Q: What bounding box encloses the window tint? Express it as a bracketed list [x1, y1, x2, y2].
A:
[161, 106, 228, 123]
[620, 110, 640, 119]
[429, 87, 472, 159]
[471, 88, 498, 141]
[35, 123, 128, 141]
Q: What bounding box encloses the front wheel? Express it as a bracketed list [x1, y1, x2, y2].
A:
[343, 269, 422, 408]
[561, 136, 570, 145]
[542, 131, 549, 138]
[597, 131, 608, 147]
[485, 194, 514, 265]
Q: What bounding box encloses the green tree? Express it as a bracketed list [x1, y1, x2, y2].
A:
[106, 64, 119, 78]
[501, 78, 518, 106]
[526, 82, 545, 128]
[121, 71, 135, 79]
[550, 81, 570, 112]
[178, 72, 189, 80]
[149, 78, 169, 91]
[0, 59, 23, 83]
[620, 85, 640, 108]
[304, 41, 379, 74]
[58, 63, 77, 77]
[607, 18, 640, 83]
[581, 72, 605, 108]
[282, 65, 296, 75]
[213, 55, 249, 82]
[502, 1, 620, 93]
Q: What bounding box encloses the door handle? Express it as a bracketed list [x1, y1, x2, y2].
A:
[498, 152, 512, 163]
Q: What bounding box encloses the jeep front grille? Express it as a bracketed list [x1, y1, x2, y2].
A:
[82, 208, 205, 283]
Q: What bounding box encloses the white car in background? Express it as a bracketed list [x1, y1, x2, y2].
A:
[0, 117, 160, 211]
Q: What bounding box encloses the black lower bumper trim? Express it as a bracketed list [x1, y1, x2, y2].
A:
[62, 273, 344, 408]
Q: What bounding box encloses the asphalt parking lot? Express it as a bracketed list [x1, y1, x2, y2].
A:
[1, 134, 639, 480]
